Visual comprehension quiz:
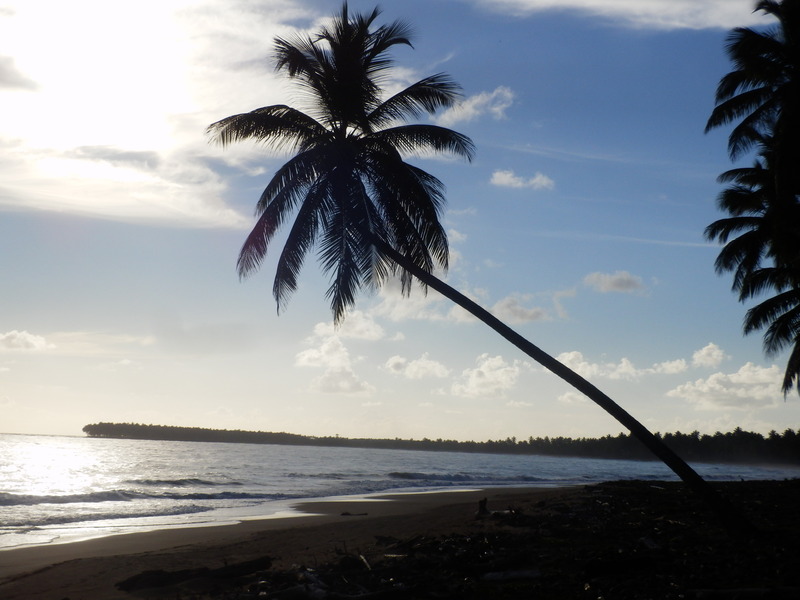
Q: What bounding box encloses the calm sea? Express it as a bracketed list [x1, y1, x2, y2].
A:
[2, 433, 798, 550]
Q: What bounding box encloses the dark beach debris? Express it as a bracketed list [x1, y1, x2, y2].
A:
[691, 588, 800, 599]
[116, 566, 211, 591]
[115, 555, 272, 592]
[118, 480, 800, 599]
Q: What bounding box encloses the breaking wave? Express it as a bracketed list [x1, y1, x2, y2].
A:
[0, 489, 288, 507]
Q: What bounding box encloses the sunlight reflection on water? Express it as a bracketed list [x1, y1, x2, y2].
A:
[2, 433, 798, 550]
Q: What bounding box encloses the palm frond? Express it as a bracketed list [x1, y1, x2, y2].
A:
[237, 156, 323, 278]
[317, 175, 376, 322]
[780, 337, 800, 394]
[271, 180, 330, 312]
[715, 185, 766, 215]
[254, 146, 332, 215]
[366, 158, 449, 263]
[371, 124, 475, 161]
[725, 100, 779, 159]
[705, 216, 764, 250]
[763, 304, 800, 357]
[705, 86, 774, 132]
[743, 280, 800, 335]
[206, 105, 326, 151]
[368, 74, 462, 127]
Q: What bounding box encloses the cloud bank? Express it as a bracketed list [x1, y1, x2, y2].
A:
[467, 0, 770, 30]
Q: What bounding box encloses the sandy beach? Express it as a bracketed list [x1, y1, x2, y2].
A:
[1, 480, 798, 599]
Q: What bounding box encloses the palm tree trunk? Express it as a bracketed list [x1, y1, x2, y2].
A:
[375, 239, 753, 536]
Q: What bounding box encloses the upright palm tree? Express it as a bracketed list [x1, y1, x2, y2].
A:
[705, 0, 800, 215]
[706, 0, 800, 393]
[210, 3, 744, 531]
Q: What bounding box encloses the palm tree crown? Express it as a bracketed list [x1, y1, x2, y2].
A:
[207, 3, 474, 323]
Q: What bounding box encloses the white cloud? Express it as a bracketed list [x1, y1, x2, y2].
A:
[553, 288, 576, 319]
[295, 336, 352, 369]
[311, 311, 386, 341]
[583, 271, 645, 293]
[0, 330, 53, 351]
[452, 353, 523, 398]
[311, 368, 376, 395]
[490, 169, 555, 190]
[491, 295, 549, 324]
[667, 363, 783, 410]
[371, 277, 452, 322]
[436, 86, 515, 126]
[385, 353, 450, 379]
[652, 359, 688, 375]
[692, 343, 728, 368]
[468, 1, 770, 30]
[296, 324, 376, 395]
[557, 350, 604, 379]
[448, 228, 467, 243]
[0, 55, 38, 90]
[556, 350, 688, 380]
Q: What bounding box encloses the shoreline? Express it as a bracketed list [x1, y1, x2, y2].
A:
[0, 485, 511, 554]
[1, 480, 798, 599]
[0, 486, 566, 599]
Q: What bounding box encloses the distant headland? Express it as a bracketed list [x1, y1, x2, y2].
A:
[82, 422, 799, 466]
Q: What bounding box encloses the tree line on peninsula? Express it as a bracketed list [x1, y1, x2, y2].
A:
[82, 422, 800, 466]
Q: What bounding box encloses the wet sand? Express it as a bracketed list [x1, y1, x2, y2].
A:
[1, 481, 797, 599]
[0, 487, 563, 599]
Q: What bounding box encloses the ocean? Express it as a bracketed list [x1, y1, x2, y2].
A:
[2, 432, 798, 551]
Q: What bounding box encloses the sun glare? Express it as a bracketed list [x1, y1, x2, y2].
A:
[6, 437, 99, 496]
[3, 1, 193, 151]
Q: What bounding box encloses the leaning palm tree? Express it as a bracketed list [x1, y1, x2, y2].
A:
[210, 3, 743, 530]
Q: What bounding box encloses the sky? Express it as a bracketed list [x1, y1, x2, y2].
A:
[2, 0, 800, 442]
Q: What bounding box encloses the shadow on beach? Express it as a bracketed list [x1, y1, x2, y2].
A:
[2, 480, 799, 599]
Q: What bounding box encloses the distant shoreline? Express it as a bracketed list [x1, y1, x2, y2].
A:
[82, 422, 800, 466]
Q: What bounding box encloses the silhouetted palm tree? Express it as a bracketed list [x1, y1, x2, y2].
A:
[209, 5, 472, 322]
[706, 0, 800, 393]
[210, 3, 743, 530]
[705, 0, 800, 214]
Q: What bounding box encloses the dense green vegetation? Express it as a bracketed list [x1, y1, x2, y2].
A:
[82, 422, 800, 465]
